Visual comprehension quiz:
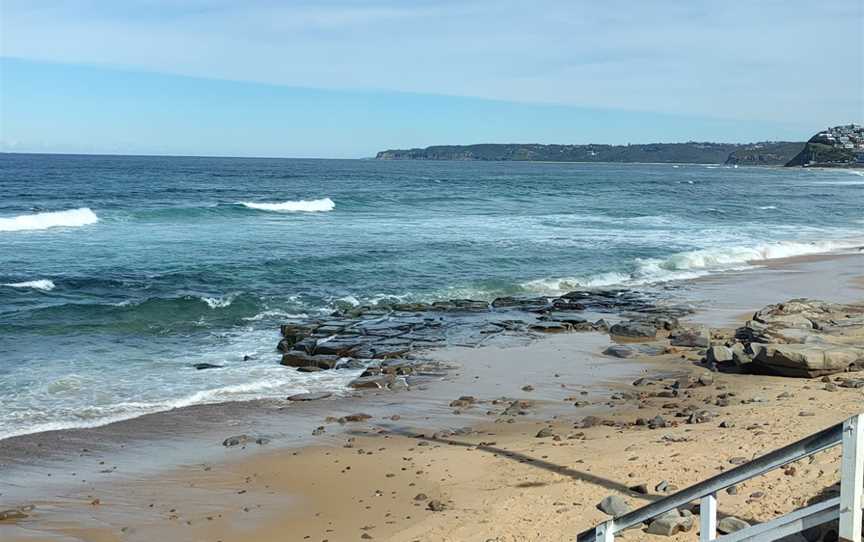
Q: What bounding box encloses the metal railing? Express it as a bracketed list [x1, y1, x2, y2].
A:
[578, 413, 864, 542]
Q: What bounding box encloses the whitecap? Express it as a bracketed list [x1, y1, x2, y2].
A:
[758, 205, 777, 210]
[0, 208, 99, 232]
[239, 198, 335, 213]
[3, 279, 56, 291]
[201, 295, 235, 309]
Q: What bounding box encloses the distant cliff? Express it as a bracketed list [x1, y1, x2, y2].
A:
[376, 141, 803, 165]
[785, 124, 864, 167]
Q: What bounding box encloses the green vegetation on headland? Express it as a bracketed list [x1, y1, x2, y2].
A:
[376, 141, 804, 166]
[375, 124, 864, 167]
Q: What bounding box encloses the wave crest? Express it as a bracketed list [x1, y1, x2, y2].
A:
[522, 238, 864, 294]
[239, 198, 335, 213]
[0, 208, 99, 232]
[3, 279, 56, 291]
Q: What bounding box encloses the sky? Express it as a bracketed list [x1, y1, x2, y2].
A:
[1, 0, 862, 158]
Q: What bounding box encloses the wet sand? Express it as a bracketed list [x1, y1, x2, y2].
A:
[2, 251, 863, 541]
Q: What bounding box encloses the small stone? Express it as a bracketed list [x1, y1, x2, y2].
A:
[521, 385, 535, 392]
[414, 493, 428, 501]
[629, 483, 649, 495]
[655, 480, 669, 493]
[535, 427, 555, 438]
[341, 413, 373, 423]
[427, 500, 446, 512]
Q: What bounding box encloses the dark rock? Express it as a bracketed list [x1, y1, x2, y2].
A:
[222, 435, 269, 447]
[287, 392, 332, 401]
[313, 338, 363, 356]
[648, 415, 667, 429]
[707, 345, 734, 364]
[427, 499, 446, 511]
[341, 413, 372, 423]
[280, 351, 340, 370]
[629, 483, 649, 495]
[669, 327, 711, 348]
[193, 363, 223, 370]
[530, 322, 570, 333]
[535, 427, 555, 438]
[609, 321, 657, 339]
[349, 374, 395, 390]
[603, 345, 638, 359]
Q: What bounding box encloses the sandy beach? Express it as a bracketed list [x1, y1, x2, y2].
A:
[2, 251, 863, 542]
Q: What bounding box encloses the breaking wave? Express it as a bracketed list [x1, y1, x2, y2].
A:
[522, 238, 864, 294]
[239, 198, 335, 213]
[3, 279, 56, 291]
[0, 208, 99, 232]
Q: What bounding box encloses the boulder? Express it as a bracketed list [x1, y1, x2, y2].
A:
[707, 345, 734, 364]
[753, 343, 864, 377]
[717, 516, 750, 534]
[313, 337, 363, 356]
[646, 515, 694, 536]
[280, 351, 341, 370]
[609, 321, 657, 340]
[349, 374, 396, 390]
[731, 343, 752, 366]
[597, 495, 630, 517]
[669, 327, 711, 348]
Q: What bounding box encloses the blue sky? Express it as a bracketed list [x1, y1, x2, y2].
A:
[1, 0, 862, 158]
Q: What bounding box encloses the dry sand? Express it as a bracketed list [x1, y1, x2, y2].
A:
[3, 253, 864, 542]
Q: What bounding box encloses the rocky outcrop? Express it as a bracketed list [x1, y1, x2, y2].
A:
[273, 289, 692, 386]
[732, 299, 864, 377]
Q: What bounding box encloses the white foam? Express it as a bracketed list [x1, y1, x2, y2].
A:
[758, 205, 777, 210]
[0, 208, 99, 232]
[239, 198, 335, 213]
[201, 295, 235, 308]
[3, 279, 56, 291]
[0, 367, 362, 441]
[521, 238, 864, 294]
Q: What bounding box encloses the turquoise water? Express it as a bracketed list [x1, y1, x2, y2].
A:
[1, 153, 862, 439]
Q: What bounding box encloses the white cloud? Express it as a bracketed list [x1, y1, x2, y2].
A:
[1, 0, 862, 125]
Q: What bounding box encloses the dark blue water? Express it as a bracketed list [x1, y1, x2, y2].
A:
[1, 153, 862, 438]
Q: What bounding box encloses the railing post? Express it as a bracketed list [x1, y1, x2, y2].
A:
[700, 492, 717, 541]
[840, 414, 864, 542]
[596, 519, 615, 542]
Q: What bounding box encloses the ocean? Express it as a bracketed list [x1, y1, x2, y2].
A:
[1, 153, 862, 440]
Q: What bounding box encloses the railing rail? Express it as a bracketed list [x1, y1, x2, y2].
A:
[577, 414, 864, 542]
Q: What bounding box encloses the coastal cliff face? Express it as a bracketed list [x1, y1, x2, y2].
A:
[724, 142, 806, 166]
[376, 141, 804, 165]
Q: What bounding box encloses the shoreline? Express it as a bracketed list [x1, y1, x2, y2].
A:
[2, 250, 863, 540]
[0, 254, 864, 541]
[2, 242, 862, 445]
